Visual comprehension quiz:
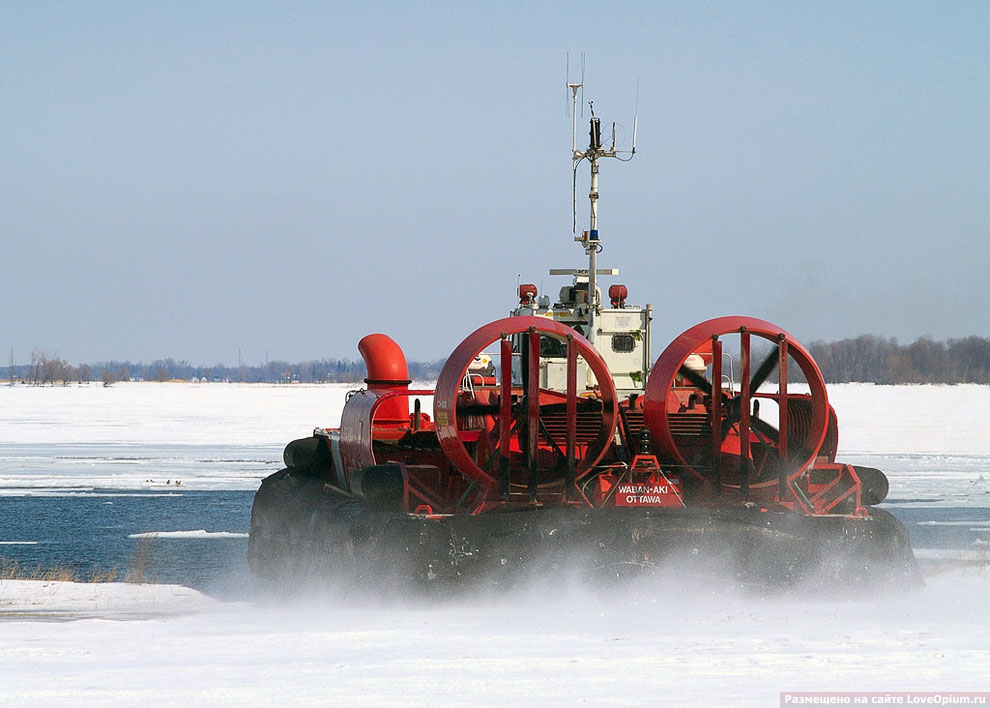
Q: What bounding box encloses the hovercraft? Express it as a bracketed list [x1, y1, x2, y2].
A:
[249, 92, 920, 594]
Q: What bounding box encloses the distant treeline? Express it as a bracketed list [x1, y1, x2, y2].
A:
[8, 336, 990, 385]
[7, 351, 446, 385]
[807, 335, 990, 384]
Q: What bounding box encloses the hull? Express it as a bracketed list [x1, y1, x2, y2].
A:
[249, 467, 922, 595]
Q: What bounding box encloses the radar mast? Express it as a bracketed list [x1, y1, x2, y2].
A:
[568, 79, 637, 345]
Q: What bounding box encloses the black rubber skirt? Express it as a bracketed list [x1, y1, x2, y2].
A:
[249, 467, 922, 596]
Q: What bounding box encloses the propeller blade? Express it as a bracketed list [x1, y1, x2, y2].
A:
[750, 413, 809, 465]
[749, 345, 780, 392]
[537, 416, 566, 459]
[490, 418, 521, 455]
[720, 396, 740, 437]
[461, 395, 605, 420]
[456, 403, 501, 416]
[536, 398, 603, 415]
[678, 364, 712, 394]
[750, 415, 779, 444]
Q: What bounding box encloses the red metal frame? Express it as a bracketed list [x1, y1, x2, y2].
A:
[432, 316, 618, 501]
[642, 316, 831, 510]
[777, 337, 789, 500]
[739, 328, 751, 498]
[337, 388, 438, 492]
[332, 314, 867, 519]
[710, 336, 722, 492]
[801, 463, 867, 517]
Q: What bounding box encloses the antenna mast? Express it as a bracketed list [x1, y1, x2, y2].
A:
[568, 74, 637, 345]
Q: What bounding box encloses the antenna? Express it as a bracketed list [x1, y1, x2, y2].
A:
[565, 53, 585, 146]
[566, 54, 585, 233]
[566, 63, 639, 346]
[632, 76, 639, 156]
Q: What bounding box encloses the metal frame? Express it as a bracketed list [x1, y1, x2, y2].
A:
[432, 316, 618, 502]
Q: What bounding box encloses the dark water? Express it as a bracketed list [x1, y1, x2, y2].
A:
[883, 504, 990, 549]
[0, 490, 256, 599]
[2, 489, 988, 600]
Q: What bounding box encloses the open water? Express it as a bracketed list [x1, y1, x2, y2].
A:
[1, 477, 989, 601]
[0, 490, 256, 598]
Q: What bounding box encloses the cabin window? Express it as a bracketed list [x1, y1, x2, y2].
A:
[539, 337, 567, 358]
[611, 334, 635, 353]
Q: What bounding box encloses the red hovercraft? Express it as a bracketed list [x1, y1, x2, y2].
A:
[249, 92, 920, 593]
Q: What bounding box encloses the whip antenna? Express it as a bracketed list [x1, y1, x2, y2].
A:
[566, 52, 586, 233]
[632, 76, 639, 155]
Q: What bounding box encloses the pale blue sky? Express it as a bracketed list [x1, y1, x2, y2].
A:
[2, 2, 987, 365]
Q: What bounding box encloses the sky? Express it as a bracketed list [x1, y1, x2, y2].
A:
[2, 1, 988, 366]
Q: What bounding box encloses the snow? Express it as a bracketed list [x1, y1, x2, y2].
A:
[1, 382, 988, 706]
[913, 548, 990, 562]
[0, 381, 352, 447]
[0, 579, 217, 620]
[828, 383, 990, 456]
[127, 530, 249, 539]
[0, 381, 432, 491]
[0, 570, 987, 706]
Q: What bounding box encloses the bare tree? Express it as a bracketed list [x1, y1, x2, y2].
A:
[75, 363, 92, 383]
[40, 353, 69, 385]
[30, 349, 44, 385]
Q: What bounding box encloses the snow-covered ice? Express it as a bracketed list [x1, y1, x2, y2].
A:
[1, 382, 987, 497]
[126, 530, 249, 539]
[1, 382, 988, 706]
[0, 381, 431, 491]
[0, 570, 987, 707]
[0, 579, 217, 620]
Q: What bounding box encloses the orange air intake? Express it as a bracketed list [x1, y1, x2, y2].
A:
[358, 333, 411, 424]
